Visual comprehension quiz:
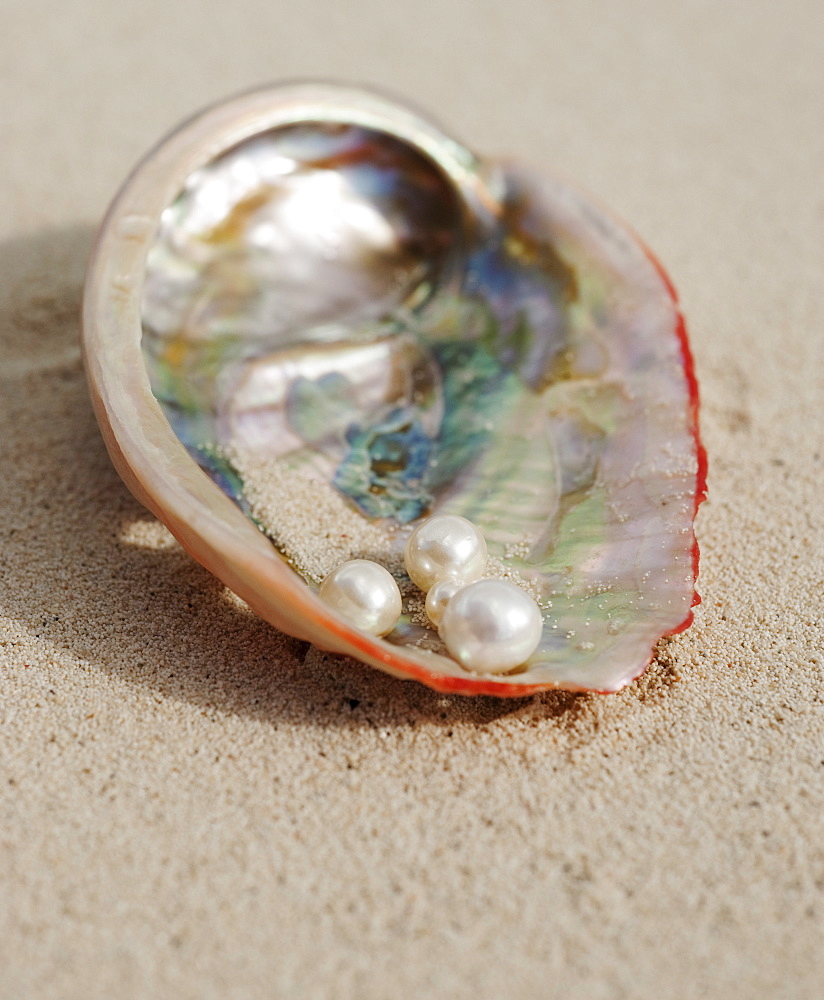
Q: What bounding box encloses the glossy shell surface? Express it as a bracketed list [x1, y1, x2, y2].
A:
[83, 83, 706, 695]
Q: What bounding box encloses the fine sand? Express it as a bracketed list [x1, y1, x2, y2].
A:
[1, 2, 823, 998]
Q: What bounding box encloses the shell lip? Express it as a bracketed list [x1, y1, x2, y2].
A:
[638, 242, 708, 626]
[82, 81, 706, 698]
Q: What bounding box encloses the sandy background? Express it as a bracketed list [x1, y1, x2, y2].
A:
[1, 1, 823, 997]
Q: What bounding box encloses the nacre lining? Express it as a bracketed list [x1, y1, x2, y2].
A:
[84, 83, 704, 695]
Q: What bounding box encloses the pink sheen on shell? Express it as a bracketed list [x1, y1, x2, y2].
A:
[81, 83, 706, 696]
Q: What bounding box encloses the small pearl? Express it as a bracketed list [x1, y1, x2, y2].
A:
[319, 560, 402, 637]
[404, 514, 487, 592]
[440, 579, 543, 674]
[424, 577, 464, 627]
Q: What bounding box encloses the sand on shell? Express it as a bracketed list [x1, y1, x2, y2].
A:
[230, 446, 554, 644]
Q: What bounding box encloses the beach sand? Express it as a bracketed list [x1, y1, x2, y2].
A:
[1, 2, 822, 997]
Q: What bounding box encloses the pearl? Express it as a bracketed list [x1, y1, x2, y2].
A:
[318, 560, 402, 637]
[424, 577, 464, 627]
[439, 579, 543, 674]
[403, 514, 487, 592]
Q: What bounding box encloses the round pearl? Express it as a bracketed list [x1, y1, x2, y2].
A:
[318, 560, 402, 637]
[424, 577, 464, 627]
[440, 579, 543, 674]
[404, 514, 487, 592]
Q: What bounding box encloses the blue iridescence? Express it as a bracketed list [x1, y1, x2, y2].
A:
[334, 408, 434, 521]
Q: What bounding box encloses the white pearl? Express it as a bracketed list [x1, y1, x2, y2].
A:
[439, 579, 543, 674]
[424, 577, 464, 627]
[403, 514, 487, 592]
[318, 559, 402, 637]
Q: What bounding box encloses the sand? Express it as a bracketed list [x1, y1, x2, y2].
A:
[231, 449, 408, 586]
[1, 1, 823, 997]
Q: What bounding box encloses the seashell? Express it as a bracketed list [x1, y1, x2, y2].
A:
[82, 82, 706, 696]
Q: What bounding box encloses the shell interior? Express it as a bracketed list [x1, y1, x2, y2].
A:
[140, 113, 702, 693]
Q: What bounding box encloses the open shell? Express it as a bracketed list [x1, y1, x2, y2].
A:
[82, 83, 706, 695]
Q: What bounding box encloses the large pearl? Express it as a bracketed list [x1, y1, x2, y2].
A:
[424, 577, 464, 627]
[319, 560, 402, 637]
[403, 514, 487, 592]
[440, 579, 543, 674]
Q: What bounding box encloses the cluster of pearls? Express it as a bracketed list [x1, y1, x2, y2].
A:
[318, 513, 544, 674]
[404, 515, 542, 674]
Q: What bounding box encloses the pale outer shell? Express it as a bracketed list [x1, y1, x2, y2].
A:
[82, 82, 704, 697]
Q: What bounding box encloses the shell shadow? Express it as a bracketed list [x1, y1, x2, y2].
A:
[0, 225, 680, 735]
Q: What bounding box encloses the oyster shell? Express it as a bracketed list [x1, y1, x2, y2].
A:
[82, 83, 706, 695]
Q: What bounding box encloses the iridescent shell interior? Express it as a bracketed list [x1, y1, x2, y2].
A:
[130, 86, 703, 694]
